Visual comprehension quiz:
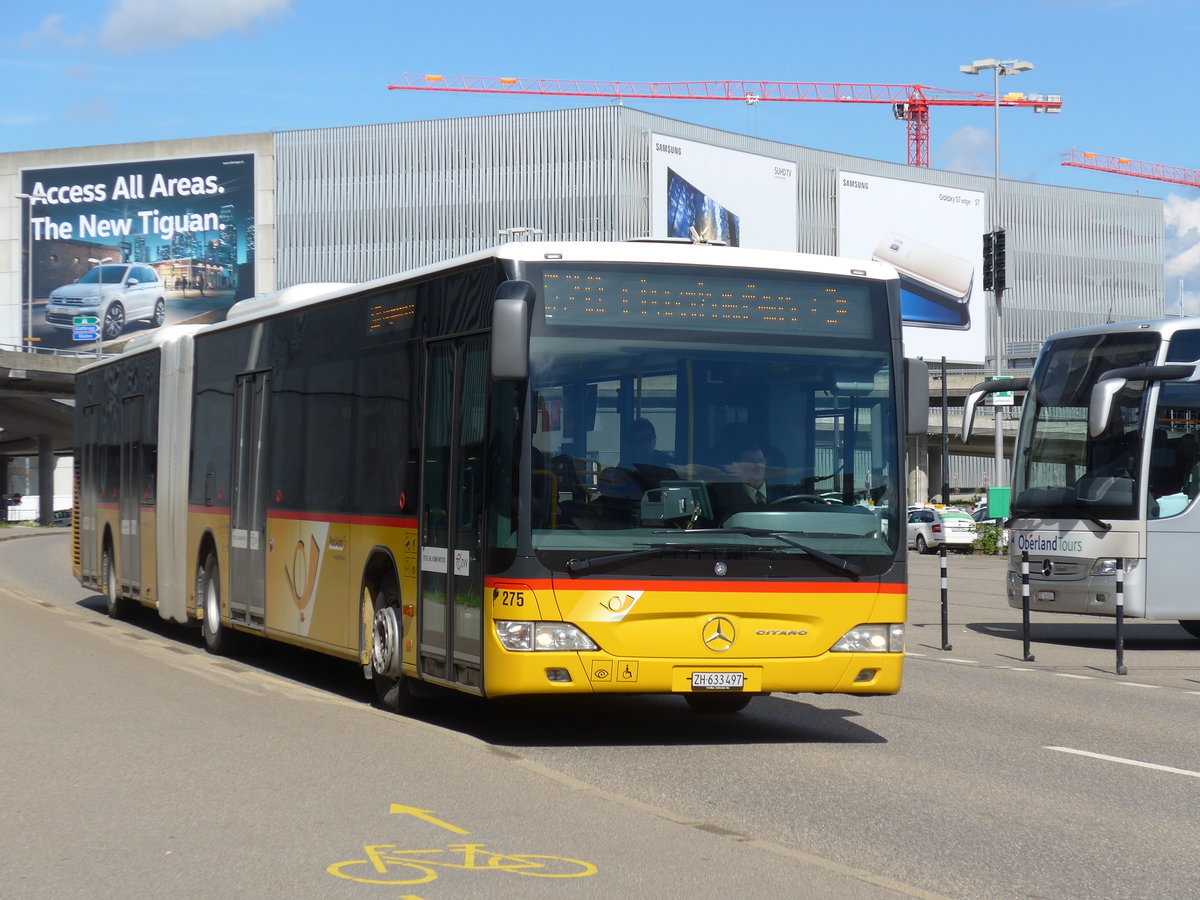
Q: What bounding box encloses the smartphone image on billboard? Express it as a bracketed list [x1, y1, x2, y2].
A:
[872, 234, 973, 330]
[667, 168, 741, 246]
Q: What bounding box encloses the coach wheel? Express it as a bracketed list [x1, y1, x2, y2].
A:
[369, 572, 419, 715]
[684, 692, 754, 714]
[1179, 620, 1200, 640]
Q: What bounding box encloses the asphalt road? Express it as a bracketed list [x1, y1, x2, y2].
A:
[3, 529, 1200, 899]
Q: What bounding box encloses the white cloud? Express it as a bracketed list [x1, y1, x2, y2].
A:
[1163, 193, 1200, 315]
[98, 0, 293, 52]
[20, 14, 89, 49]
[936, 126, 992, 176]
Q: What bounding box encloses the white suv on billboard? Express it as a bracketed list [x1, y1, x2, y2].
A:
[45, 263, 166, 341]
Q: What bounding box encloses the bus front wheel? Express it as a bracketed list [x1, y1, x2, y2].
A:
[370, 573, 420, 715]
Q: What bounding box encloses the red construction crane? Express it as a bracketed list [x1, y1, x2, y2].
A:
[388, 74, 1063, 167]
[1061, 149, 1200, 189]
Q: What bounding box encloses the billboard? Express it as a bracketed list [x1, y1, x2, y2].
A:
[16, 153, 255, 350]
[651, 135, 797, 251]
[837, 171, 987, 364]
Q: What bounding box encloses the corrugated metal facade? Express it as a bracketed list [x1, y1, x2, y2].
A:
[275, 105, 1164, 353]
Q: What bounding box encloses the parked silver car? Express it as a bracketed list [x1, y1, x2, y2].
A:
[45, 263, 166, 341]
[906, 506, 976, 553]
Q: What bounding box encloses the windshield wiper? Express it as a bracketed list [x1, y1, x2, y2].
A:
[566, 543, 758, 576]
[674, 528, 862, 578]
[564, 531, 862, 578]
[1006, 504, 1112, 533]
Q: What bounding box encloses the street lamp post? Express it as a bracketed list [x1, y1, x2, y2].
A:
[960, 58, 1033, 489]
[14, 191, 46, 353]
[88, 257, 113, 354]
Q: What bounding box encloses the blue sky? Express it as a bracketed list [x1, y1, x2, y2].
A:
[6, 0, 1199, 311]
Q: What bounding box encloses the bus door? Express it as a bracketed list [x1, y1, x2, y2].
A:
[229, 371, 271, 628]
[79, 404, 100, 580]
[119, 394, 144, 592]
[419, 337, 487, 691]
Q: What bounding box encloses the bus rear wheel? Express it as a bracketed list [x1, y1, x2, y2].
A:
[199, 553, 234, 655]
[369, 572, 420, 715]
[1179, 620, 1200, 640]
[103, 546, 135, 619]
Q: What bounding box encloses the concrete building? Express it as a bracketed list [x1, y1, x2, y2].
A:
[1, 106, 1164, 508]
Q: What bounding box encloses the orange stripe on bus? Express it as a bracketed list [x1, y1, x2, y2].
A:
[485, 577, 905, 594]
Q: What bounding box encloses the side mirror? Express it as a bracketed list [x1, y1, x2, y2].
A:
[962, 378, 1029, 442]
[904, 358, 929, 436]
[491, 280, 536, 381]
[1088, 364, 1196, 437]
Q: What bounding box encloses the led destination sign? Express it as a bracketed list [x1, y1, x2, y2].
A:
[542, 266, 877, 337]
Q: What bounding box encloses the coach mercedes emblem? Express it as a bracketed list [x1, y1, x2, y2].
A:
[702, 616, 736, 652]
[1042, 559, 1054, 578]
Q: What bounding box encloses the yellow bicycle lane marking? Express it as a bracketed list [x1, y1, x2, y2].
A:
[327, 805, 598, 889]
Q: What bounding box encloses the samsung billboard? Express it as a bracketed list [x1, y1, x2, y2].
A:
[650, 135, 798, 252]
[837, 171, 987, 364]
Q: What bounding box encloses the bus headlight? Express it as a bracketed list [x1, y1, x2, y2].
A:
[495, 621, 598, 652]
[1091, 558, 1140, 576]
[831, 624, 904, 653]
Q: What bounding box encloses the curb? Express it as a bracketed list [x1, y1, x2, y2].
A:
[0, 525, 69, 542]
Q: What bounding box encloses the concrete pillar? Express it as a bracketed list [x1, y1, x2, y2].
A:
[907, 434, 930, 507]
[38, 435, 53, 526]
[928, 451, 945, 505]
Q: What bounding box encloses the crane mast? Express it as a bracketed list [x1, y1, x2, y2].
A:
[388, 74, 1063, 167]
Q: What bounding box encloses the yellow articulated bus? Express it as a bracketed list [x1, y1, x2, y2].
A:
[73, 240, 928, 714]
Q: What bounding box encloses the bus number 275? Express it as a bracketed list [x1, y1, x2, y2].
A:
[495, 589, 526, 608]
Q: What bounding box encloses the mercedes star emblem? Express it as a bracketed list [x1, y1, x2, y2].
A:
[702, 616, 736, 652]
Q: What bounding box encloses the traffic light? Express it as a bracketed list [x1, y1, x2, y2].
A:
[982, 231, 994, 291]
[992, 228, 1006, 295]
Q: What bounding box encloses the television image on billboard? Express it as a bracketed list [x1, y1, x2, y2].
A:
[667, 168, 741, 246]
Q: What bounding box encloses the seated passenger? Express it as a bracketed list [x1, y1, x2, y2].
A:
[606, 418, 677, 498]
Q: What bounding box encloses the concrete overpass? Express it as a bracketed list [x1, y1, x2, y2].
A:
[0, 346, 88, 525]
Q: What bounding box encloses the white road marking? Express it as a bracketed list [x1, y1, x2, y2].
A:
[1117, 682, 1160, 689]
[1052, 673, 1094, 680]
[1046, 746, 1200, 779]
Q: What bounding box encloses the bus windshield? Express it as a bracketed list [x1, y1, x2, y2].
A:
[523, 264, 901, 575]
[1014, 332, 1160, 521]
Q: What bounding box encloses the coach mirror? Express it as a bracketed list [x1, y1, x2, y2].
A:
[1088, 364, 1196, 437]
[492, 280, 536, 381]
[961, 377, 1030, 442]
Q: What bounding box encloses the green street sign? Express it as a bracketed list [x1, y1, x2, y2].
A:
[73, 316, 100, 326]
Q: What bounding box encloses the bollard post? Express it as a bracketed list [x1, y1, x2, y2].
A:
[1022, 550, 1035, 661]
[1115, 558, 1127, 676]
[940, 542, 952, 651]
